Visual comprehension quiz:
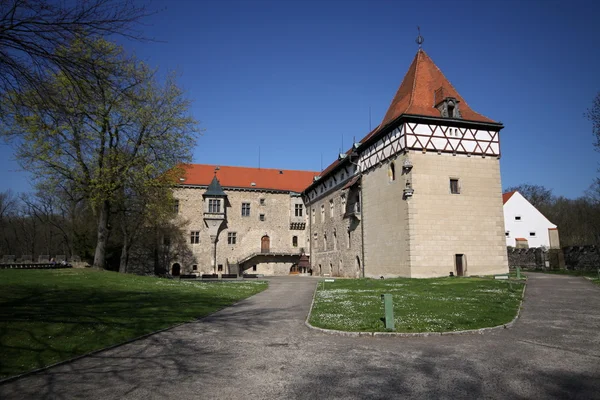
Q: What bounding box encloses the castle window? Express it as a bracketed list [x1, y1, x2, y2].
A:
[505, 231, 510, 237]
[389, 162, 396, 182]
[218, 264, 223, 272]
[242, 202, 251, 217]
[173, 199, 179, 214]
[295, 204, 303, 217]
[312, 208, 315, 224]
[447, 103, 455, 118]
[260, 198, 265, 206]
[515, 215, 522, 221]
[259, 213, 266, 222]
[292, 236, 298, 247]
[341, 194, 346, 214]
[347, 230, 351, 249]
[450, 179, 460, 194]
[190, 231, 200, 244]
[252, 265, 257, 271]
[324, 233, 327, 251]
[192, 264, 198, 271]
[330, 199, 334, 217]
[530, 232, 536, 237]
[321, 204, 325, 221]
[208, 199, 220, 213]
[228, 232, 237, 245]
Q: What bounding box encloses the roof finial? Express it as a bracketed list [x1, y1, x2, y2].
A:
[416, 26, 424, 49]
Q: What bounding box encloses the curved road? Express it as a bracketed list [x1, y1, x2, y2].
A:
[1, 273, 599, 399]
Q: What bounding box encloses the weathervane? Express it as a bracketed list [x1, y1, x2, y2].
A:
[416, 26, 424, 49]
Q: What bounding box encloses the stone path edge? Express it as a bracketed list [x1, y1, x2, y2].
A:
[304, 279, 527, 338]
[0, 280, 270, 386]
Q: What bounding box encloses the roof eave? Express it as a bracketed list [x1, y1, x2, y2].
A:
[359, 113, 504, 151]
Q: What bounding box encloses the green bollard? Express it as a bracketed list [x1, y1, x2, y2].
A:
[381, 294, 395, 330]
[516, 266, 521, 280]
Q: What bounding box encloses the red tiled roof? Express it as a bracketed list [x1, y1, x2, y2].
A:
[180, 164, 319, 193]
[548, 228, 558, 231]
[515, 238, 528, 241]
[379, 49, 496, 128]
[502, 191, 517, 204]
[305, 49, 498, 194]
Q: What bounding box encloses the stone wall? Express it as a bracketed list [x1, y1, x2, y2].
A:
[406, 151, 508, 277]
[361, 153, 411, 277]
[173, 187, 308, 275]
[507, 247, 544, 269]
[563, 246, 600, 271]
[307, 180, 363, 278]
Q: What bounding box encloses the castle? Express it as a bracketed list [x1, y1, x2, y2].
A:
[172, 48, 508, 278]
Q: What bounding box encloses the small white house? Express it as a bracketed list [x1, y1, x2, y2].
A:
[503, 191, 560, 248]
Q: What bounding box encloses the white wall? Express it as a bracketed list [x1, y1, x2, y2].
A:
[503, 192, 556, 247]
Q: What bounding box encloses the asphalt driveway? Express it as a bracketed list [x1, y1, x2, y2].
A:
[1, 273, 599, 399]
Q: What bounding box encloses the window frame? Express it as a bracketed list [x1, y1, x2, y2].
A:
[208, 199, 221, 213]
[190, 231, 200, 244]
[228, 232, 237, 245]
[450, 178, 460, 194]
[241, 202, 251, 217]
[294, 203, 303, 217]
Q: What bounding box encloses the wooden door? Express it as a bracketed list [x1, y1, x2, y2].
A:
[455, 254, 464, 277]
[172, 263, 181, 276]
[261, 235, 270, 253]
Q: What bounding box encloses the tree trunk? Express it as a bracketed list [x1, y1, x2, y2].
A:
[119, 229, 128, 273]
[93, 200, 111, 269]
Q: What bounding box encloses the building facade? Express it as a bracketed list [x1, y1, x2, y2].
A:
[172, 165, 317, 276]
[503, 190, 560, 248]
[173, 48, 509, 278]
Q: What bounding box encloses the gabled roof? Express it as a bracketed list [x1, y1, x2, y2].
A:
[502, 191, 517, 204]
[379, 49, 496, 128]
[203, 175, 227, 197]
[180, 164, 319, 193]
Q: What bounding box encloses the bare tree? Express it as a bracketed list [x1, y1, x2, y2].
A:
[587, 91, 600, 151]
[0, 0, 151, 116]
[504, 183, 554, 209]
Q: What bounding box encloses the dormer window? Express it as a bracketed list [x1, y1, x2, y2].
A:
[434, 88, 461, 119]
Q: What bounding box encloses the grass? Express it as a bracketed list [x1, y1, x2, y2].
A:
[309, 277, 524, 333]
[0, 269, 267, 379]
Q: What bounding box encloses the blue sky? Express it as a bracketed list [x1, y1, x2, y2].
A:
[1, 0, 599, 198]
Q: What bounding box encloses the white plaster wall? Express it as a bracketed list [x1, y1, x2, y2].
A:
[503, 192, 556, 248]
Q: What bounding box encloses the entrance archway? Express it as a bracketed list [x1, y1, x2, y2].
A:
[261, 235, 270, 253]
[172, 263, 181, 276]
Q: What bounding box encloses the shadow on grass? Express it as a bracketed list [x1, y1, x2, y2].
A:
[0, 282, 266, 379]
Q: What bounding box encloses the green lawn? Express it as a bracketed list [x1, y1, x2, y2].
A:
[309, 277, 524, 333]
[0, 269, 267, 379]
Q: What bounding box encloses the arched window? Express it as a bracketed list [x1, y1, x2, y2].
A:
[292, 235, 298, 247]
[389, 162, 396, 182]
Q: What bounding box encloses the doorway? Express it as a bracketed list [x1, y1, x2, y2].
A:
[261, 235, 270, 253]
[455, 254, 465, 277]
[171, 263, 181, 276]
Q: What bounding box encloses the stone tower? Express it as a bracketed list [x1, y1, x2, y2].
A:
[303, 49, 508, 277]
[203, 174, 227, 272]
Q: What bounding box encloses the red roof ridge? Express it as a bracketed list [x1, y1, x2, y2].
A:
[502, 190, 517, 204]
[515, 238, 528, 241]
[180, 164, 319, 193]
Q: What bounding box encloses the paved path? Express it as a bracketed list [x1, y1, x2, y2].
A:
[1, 274, 600, 399]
